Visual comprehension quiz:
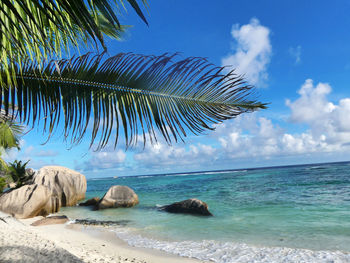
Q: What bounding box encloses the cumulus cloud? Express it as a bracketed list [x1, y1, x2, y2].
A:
[286, 79, 350, 145]
[221, 18, 272, 86]
[125, 79, 350, 171]
[217, 79, 350, 159]
[289, 45, 302, 64]
[133, 142, 217, 171]
[78, 148, 126, 171]
[216, 115, 284, 158]
[216, 114, 329, 159]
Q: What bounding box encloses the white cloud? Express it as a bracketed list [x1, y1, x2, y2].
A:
[286, 79, 350, 145]
[133, 142, 217, 171]
[125, 79, 350, 171]
[215, 114, 285, 158]
[79, 148, 126, 171]
[216, 79, 350, 159]
[287, 79, 334, 124]
[289, 45, 302, 64]
[221, 18, 272, 86]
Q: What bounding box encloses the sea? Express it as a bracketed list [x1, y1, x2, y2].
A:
[59, 161, 350, 262]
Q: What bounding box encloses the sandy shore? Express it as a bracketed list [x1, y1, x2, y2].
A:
[0, 212, 203, 263]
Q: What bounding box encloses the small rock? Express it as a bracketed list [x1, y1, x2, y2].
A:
[31, 215, 69, 226]
[160, 198, 213, 216]
[74, 219, 130, 226]
[79, 197, 100, 207]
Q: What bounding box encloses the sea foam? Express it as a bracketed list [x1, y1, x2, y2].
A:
[113, 228, 350, 263]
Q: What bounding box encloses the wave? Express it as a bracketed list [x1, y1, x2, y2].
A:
[133, 169, 249, 179]
[164, 173, 194, 177]
[306, 166, 327, 171]
[202, 171, 230, 175]
[164, 170, 247, 177]
[136, 175, 155, 179]
[89, 178, 106, 181]
[225, 170, 246, 174]
[112, 229, 350, 263]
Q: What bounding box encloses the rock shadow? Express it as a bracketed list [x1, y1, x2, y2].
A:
[0, 245, 84, 263]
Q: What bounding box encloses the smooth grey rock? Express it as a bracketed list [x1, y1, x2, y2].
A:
[34, 166, 87, 207]
[0, 184, 59, 219]
[98, 185, 139, 210]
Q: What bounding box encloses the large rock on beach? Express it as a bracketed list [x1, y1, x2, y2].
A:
[79, 197, 100, 207]
[161, 198, 213, 216]
[98, 185, 139, 210]
[34, 166, 87, 207]
[0, 184, 59, 218]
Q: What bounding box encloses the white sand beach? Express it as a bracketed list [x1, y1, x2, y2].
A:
[0, 212, 202, 263]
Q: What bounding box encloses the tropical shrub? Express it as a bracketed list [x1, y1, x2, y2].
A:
[0, 177, 6, 193]
[7, 160, 32, 188]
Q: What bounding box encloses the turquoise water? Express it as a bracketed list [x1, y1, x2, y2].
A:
[60, 162, 350, 261]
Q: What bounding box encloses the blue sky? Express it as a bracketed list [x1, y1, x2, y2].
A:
[5, 0, 350, 177]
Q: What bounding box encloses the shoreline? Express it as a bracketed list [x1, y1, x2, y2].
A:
[2, 212, 350, 262]
[0, 212, 202, 263]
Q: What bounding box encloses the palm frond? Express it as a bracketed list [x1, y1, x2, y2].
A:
[1, 53, 267, 150]
[0, 0, 148, 85]
[0, 119, 23, 150]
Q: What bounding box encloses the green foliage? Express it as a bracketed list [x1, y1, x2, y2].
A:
[0, 158, 8, 175]
[7, 160, 31, 188]
[0, 177, 6, 193]
[0, 118, 24, 174]
[0, 0, 148, 85]
[1, 53, 266, 150]
[0, 119, 23, 151]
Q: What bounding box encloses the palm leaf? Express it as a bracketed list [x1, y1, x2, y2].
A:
[0, 0, 148, 85]
[0, 119, 23, 150]
[1, 52, 266, 150]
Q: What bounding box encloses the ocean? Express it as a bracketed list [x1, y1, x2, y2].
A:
[59, 162, 350, 262]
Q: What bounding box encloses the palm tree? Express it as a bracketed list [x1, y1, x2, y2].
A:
[0, 1, 266, 150]
[0, 115, 23, 176]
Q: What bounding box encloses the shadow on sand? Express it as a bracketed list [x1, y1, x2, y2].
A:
[0, 245, 84, 263]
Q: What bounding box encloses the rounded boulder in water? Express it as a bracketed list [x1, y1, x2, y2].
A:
[160, 198, 213, 216]
[98, 185, 139, 210]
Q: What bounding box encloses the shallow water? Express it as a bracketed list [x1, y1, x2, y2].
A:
[60, 162, 350, 262]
